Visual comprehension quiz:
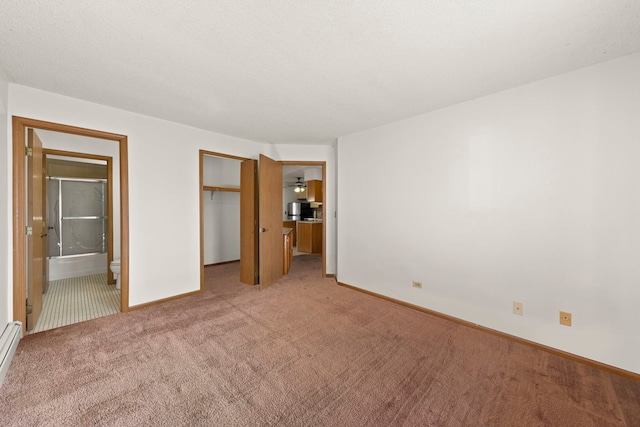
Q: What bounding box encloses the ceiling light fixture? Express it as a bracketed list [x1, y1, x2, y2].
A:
[294, 177, 305, 193]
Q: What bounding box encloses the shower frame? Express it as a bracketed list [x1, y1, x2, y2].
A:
[48, 176, 108, 258]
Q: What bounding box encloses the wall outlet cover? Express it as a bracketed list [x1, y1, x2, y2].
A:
[560, 311, 572, 326]
[513, 302, 523, 315]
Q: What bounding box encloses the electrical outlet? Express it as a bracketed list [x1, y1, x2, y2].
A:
[412, 281, 423, 289]
[559, 311, 572, 326]
[513, 302, 523, 315]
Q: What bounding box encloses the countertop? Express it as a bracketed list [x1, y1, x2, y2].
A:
[283, 219, 323, 223]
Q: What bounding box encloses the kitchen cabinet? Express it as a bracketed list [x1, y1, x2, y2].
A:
[297, 221, 322, 254]
[283, 228, 293, 274]
[283, 220, 297, 246]
[306, 180, 323, 202]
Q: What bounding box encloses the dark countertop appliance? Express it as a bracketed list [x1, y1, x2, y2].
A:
[287, 202, 312, 221]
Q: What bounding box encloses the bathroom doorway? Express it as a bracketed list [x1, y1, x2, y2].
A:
[31, 150, 117, 333]
[12, 117, 130, 335]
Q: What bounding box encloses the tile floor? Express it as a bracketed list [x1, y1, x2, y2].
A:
[30, 273, 120, 334]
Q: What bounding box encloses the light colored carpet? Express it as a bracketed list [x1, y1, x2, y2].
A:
[31, 273, 120, 334]
[2, 256, 639, 426]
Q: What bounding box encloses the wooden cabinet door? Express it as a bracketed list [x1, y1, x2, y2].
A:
[283, 231, 293, 274]
[297, 222, 322, 254]
[297, 222, 311, 253]
[306, 180, 323, 202]
[283, 220, 296, 246]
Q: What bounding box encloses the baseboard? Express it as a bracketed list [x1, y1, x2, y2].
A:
[204, 259, 240, 267]
[129, 289, 202, 311]
[0, 322, 22, 387]
[337, 281, 640, 382]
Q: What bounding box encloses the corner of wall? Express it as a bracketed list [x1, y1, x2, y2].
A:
[0, 68, 11, 324]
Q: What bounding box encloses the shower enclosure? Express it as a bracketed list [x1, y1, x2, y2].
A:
[47, 177, 108, 280]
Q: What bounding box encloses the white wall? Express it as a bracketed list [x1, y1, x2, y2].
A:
[282, 186, 299, 218]
[5, 84, 267, 307]
[203, 155, 241, 264]
[266, 144, 337, 274]
[0, 68, 9, 324]
[202, 155, 240, 187]
[337, 53, 640, 374]
[203, 191, 240, 264]
[3, 84, 335, 311]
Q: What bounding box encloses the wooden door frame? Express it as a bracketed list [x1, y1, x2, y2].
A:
[280, 160, 327, 277]
[12, 116, 130, 335]
[199, 150, 250, 290]
[43, 148, 115, 287]
[198, 154, 328, 288]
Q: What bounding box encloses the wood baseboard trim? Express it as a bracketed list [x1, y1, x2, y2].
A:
[325, 274, 335, 278]
[337, 281, 640, 382]
[129, 289, 202, 311]
[205, 259, 240, 267]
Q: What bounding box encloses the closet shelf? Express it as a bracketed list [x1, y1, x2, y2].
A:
[203, 186, 240, 193]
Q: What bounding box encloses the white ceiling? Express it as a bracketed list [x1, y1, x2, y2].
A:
[1, 1, 639, 145]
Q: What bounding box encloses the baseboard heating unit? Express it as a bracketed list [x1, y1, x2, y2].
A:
[0, 322, 22, 387]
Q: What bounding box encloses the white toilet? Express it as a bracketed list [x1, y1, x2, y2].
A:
[110, 259, 121, 290]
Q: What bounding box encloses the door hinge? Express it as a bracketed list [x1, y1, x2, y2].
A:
[26, 304, 33, 315]
[26, 147, 33, 157]
[26, 226, 33, 236]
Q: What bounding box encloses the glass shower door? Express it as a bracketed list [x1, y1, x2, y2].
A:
[48, 178, 107, 257]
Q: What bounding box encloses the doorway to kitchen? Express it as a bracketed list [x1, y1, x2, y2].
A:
[281, 161, 327, 277]
[198, 153, 327, 290]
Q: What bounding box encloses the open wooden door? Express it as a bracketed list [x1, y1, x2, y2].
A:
[258, 154, 283, 290]
[240, 159, 258, 285]
[239, 155, 283, 288]
[42, 154, 49, 293]
[26, 129, 44, 331]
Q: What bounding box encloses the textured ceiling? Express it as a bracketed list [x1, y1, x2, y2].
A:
[1, 1, 639, 145]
